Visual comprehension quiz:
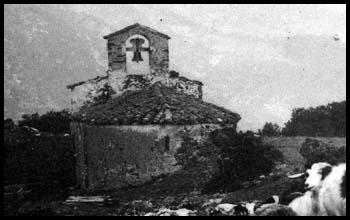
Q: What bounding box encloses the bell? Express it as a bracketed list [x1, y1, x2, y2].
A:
[132, 50, 143, 62]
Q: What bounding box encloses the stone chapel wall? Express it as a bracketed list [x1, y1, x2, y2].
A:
[71, 123, 224, 190]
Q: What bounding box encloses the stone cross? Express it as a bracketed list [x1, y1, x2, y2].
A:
[126, 38, 149, 63]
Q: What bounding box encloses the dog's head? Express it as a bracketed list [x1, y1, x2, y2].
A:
[288, 162, 332, 191]
[304, 162, 332, 190]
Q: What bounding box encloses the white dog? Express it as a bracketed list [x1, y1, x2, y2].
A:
[288, 162, 346, 216]
[288, 189, 321, 216]
[318, 163, 346, 216]
[304, 162, 333, 190]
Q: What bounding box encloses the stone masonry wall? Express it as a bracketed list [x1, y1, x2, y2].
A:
[69, 73, 203, 112]
[71, 123, 224, 190]
[68, 76, 109, 111]
[106, 26, 169, 75]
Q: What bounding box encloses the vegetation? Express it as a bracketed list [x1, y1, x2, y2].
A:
[4, 121, 75, 187]
[4, 111, 75, 192]
[281, 101, 346, 137]
[258, 122, 281, 136]
[299, 138, 346, 168]
[91, 83, 116, 106]
[17, 110, 72, 134]
[169, 70, 180, 78]
[202, 128, 283, 194]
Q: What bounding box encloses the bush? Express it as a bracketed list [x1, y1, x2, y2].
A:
[4, 120, 76, 190]
[18, 110, 71, 134]
[299, 138, 346, 168]
[169, 70, 180, 78]
[4, 118, 16, 130]
[172, 133, 223, 194]
[174, 135, 200, 168]
[92, 83, 116, 105]
[202, 128, 283, 194]
[259, 122, 281, 136]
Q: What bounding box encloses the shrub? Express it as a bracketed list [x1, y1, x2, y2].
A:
[169, 70, 180, 78]
[4, 120, 76, 190]
[17, 201, 57, 216]
[174, 135, 200, 168]
[202, 128, 284, 194]
[92, 83, 116, 105]
[18, 110, 71, 134]
[299, 138, 346, 168]
[259, 122, 281, 136]
[4, 118, 16, 130]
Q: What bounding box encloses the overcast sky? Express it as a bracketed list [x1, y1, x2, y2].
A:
[67, 4, 347, 130]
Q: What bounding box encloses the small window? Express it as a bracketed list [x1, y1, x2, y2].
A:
[165, 136, 170, 151]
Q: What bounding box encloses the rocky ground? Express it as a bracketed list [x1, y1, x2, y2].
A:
[12, 170, 303, 216]
[8, 137, 345, 216]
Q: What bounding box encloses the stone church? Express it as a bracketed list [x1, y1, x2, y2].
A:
[68, 23, 240, 190]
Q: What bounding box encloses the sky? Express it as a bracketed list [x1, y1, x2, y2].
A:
[62, 4, 348, 130]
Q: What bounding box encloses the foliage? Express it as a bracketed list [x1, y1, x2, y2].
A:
[4, 121, 75, 190]
[202, 128, 284, 194]
[173, 132, 222, 193]
[4, 118, 16, 130]
[282, 101, 346, 137]
[299, 138, 346, 169]
[169, 70, 180, 78]
[174, 135, 201, 168]
[122, 75, 151, 90]
[17, 110, 72, 134]
[258, 122, 281, 137]
[16, 201, 57, 216]
[91, 83, 116, 105]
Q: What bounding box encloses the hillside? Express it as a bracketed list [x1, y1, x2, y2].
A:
[262, 136, 346, 172]
[4, 4, 108, 119]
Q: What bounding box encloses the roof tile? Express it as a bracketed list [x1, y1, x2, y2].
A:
[74, 83, 240, 125]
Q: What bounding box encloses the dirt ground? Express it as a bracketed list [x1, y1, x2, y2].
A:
[13, 175, 299, 216]
[8, 136, 346, 216]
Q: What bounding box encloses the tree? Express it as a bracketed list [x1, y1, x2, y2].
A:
[259, 122, 281, 137]
[18, 110, 72, 134]
[282, 101, 346, 137]
[4, 118, 15, 130]
[203, 128, 283, 193]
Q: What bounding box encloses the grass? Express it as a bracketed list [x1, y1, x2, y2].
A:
[262, 136, 346, 173]
[6, 136, 346, 216]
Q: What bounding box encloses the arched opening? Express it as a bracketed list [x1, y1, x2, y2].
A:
[125, 34, 150, 75]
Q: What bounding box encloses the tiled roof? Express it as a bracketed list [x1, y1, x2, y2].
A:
[73, 83, 240, 126]
[103, 23, 171, 40]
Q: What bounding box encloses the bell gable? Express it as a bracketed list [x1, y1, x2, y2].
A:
[104, 23, 170, 75]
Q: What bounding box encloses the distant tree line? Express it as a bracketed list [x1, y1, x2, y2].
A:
[259, 101, 346, 137]
[282, 101, 346, 137]
[258, 122, 281, 137]
[4, 110, 72, 135]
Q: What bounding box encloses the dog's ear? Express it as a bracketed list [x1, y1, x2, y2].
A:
[320, 166, 332, 180]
